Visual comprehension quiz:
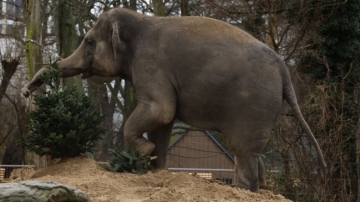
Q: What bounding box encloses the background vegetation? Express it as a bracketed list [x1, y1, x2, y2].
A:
[18, 68, 106, 158]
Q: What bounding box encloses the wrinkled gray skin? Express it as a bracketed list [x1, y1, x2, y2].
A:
[22, 8, 327, 192]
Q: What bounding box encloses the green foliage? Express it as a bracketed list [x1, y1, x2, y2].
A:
[107, 149, 153, 174]
[19, 68, 106, 158]
[301, 0, 360, 83]
[296, 1, 360, 200]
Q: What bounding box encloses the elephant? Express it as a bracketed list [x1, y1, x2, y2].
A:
[21, 8, 326, 192]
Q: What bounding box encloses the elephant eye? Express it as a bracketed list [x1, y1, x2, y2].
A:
[85, 38, 96, 49]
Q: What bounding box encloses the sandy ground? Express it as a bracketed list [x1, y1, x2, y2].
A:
[6, 156, 291, 202]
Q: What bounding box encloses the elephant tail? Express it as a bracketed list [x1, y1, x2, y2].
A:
[283, 82, 327, 176]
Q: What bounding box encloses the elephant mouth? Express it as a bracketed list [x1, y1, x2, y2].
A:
[81, 71, 94, 79]
[81, 62, 95, 79]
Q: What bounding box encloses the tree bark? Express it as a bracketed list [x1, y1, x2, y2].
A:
[355, 118, 360, 202]
[0, 59, 19, 103]
[180, 0, 189, 16]
[25, 0, 43, 112]
[25, 0, 51, 169]
[1, 96, 28, 177]
[54, 0, 84, 92]
[152, 0, 165, 16]
[123, 81, 137, 121]
[130, 0, 136, 10]
[266, 13, 279, 53]
[88, 82, 115, 161]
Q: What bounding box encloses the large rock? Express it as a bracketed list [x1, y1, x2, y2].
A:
[0, 180, 91, 202]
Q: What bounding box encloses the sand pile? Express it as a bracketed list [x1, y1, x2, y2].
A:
[7, 156, 291, 202]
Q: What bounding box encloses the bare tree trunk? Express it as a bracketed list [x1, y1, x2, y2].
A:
[180, 0, 188, 16]
[130, 0, 136, 10]
[98, 86, 116, 161]
[88, 82, 116, 161]
[54, 0, 84, 92]
[1, 60, 24, 175]
[0, 59, 19, 103]
[1, 96, 28, 177]
[123, 81, 137, 120]
[266, 13, 279, 53]
[41, 1, 50, 46]
[25, 0, 50, 169]
[355, 117, 360, 202]
[25, 0, 43, 112]
[152, 0, 165, 16]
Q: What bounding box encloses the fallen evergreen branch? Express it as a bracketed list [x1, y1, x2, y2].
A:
[107, 149, 154, 175]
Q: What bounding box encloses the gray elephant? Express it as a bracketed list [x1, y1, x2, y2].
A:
[22, 8, 326, 192]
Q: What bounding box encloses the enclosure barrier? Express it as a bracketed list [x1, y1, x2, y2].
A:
[0, 165, 35, 178]
[166, 127, 360, 201]
[168, 168, 235, 184]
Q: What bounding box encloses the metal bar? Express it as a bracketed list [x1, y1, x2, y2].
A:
[0, 165, 35, 168]
[168, 168, 234, 172]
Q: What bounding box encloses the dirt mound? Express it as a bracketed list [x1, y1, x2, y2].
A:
[9, 156, 291, 202]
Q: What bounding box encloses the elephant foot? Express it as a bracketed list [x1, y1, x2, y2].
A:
[136, 140, 155, 157]
[259, 183, 267, 190]
[236, 176, 260, 192]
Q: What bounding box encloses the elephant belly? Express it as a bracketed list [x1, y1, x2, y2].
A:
[174, 87, 283, 133]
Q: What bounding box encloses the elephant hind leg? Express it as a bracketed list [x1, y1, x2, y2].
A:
[232, 139, 268, 192]
[258, 157, 267, 189]
[234, 152, 261, 192]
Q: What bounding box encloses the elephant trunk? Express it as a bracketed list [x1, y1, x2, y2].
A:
[21, 48, 87, 97]
[21, 67, 51, 97]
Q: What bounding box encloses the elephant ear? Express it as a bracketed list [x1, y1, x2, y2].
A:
[111, 20, 121, 60]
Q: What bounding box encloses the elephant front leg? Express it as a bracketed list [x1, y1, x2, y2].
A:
[148, 121, 174, 169]
[124, 99, 176, 158]
[124, 119, 155, 158]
